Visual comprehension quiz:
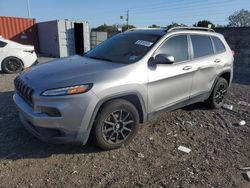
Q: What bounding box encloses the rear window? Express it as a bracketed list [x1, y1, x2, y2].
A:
[191, 35, 214, 58]
[0, 41, 7, 48]
[212, 36, 226, 53]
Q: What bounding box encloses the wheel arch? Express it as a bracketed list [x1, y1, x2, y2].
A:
[77, 92, 147, 145]
[209, 70, 232, 98]
[219, 71, 231, 85]
[93, 92, 147, 125]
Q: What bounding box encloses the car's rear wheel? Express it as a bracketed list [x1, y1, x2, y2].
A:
[2, 57, 23, 74]
[206, 77, 228, 109]
[92, 99, 139, 150]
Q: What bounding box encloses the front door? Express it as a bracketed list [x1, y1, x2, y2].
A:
[147, 34, 194, 113]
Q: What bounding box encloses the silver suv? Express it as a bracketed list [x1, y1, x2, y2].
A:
[13, 27, 234, 150]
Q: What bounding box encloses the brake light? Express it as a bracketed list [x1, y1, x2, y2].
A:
[24, 50, 34, 53]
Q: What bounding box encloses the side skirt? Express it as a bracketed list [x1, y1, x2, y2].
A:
[148, 91, 210, 120]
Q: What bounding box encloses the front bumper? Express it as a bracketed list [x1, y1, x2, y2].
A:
[13, 91, 98, 145]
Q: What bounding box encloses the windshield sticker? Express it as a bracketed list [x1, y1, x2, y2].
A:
[135, 40, 153, 47]
[129, 55, 138, 61]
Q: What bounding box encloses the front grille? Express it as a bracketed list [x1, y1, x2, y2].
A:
[14, 77, 34, 106]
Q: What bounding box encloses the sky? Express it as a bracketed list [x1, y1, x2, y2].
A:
[1, 0, 250, 27]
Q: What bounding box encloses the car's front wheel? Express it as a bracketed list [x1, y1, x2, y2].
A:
[92, 99, 139, 150]
[2, 57, 23, 74]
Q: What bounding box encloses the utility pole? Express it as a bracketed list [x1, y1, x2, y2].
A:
[126, 9, 129, 30]
[26, 0, 31, 18]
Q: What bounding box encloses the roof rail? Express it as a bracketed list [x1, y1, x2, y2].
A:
[126, 27, 165, 32]
[167, 26, 215, 32]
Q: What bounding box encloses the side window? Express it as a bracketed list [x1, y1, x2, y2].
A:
[0, 41, 7, 48]
[191, 35, 214, 58]
[212, 36, 226, 53]
[156, 35, 189, 63]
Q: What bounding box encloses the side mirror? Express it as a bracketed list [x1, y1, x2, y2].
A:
[154, 54, 175, 64]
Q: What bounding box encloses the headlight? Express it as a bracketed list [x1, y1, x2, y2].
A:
[41, 84, 92, 96]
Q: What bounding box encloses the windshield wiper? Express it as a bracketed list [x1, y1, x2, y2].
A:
[85, 55, 113, 62]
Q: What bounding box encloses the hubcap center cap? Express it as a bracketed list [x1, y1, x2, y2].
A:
[115, 122, 123, 130]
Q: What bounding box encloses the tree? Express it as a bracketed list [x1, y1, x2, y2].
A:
[228, 9, 250, 27]
[148, 24, 161, 28]
[166, 22, 187, 29]
[193, 20, 215, 28]
[122, 24, 135, 32]
[92, 24, 118, 33]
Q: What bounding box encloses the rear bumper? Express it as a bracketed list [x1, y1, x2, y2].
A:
[13, 91, 98, 145]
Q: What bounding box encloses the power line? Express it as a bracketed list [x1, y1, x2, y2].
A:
[85, 0, 249, 26]
[131, 0, 236, 14]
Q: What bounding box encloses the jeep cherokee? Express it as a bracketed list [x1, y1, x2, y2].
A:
[13, 27, 234, 150]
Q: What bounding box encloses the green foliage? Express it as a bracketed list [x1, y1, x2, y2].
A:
[92, 24, 118, 33]
[193, 20, 215, 28]
[166, 22, 187, 29]
[228, 9, 250, 27]
[148, 24, 161, 28]
[122, 24, 136, 32]
[92, 24, 135, 32]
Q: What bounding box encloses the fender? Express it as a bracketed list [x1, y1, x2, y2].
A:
[89, 91, 147, 129]
[77, 91, 147, 145]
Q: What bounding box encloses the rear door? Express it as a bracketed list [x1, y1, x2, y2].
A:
[189, 34, 220, 98]
[147, 34, 194, 113]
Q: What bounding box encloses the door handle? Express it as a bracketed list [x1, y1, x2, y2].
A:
[183, 66, 192, 70]
[214, 59, 221, 63]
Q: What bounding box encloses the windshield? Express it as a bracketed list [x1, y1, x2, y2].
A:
[84, 33, 161, 64]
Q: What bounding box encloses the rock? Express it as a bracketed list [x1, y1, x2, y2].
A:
[238, 101, 250, 106]
[167, 131, 172, 135]
[222, 104, 233, 110]
[149, 137, 154, 140]
[240, 166, 250, 170]
[246, 171, 250, 180]
[239, 120, 246, 126]
[72, 170, 78, 174]
[178, 146, 191, 153]
[137, 153, 145, 158]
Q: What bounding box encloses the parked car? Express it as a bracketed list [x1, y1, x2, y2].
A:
[0, 36, 37, 73]
[13, 27, 234, 150]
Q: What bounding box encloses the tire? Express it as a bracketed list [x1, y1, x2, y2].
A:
[206, 77, 228, 109]
[2, 57, 23, 74]
[92, 99, 140, 150]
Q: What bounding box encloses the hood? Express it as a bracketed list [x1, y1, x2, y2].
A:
[19, 55, 127, 92]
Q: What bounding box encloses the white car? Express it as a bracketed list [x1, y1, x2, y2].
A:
[0, 36, 37, 73]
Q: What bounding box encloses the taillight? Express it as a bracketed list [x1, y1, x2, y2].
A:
[24, 50, 34, 53]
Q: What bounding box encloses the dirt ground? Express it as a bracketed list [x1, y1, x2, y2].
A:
[0, 58, 249, 188]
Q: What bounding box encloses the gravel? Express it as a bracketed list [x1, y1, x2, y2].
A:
[0, 58, 249, 187]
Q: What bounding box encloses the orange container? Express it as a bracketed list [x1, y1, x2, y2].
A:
[0, 16, 38, 51]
